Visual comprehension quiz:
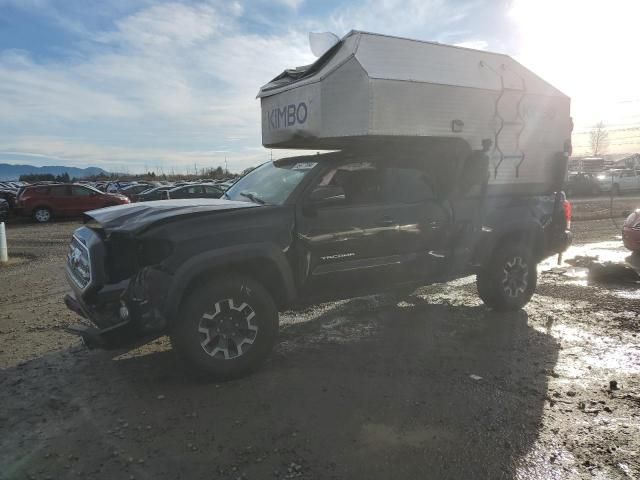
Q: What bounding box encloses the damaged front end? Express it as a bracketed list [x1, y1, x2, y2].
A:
[64, 224, 174, 349]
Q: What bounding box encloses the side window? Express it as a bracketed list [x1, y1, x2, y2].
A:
[71, 186, 92, 196]
[204, 186, 221, 194]
[383, 167, 435, 203]
[50, 186, 70, 196]
[314, 162, 384, 207]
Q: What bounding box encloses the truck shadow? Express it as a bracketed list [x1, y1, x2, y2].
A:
[1, 297, 559, 480]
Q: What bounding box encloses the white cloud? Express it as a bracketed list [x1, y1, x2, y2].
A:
[99, 2, 223, 48]
[273, 0, 304, 10]
[0, 1, 318, 172]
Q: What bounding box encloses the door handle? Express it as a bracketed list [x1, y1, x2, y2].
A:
[378, 217, 395, 226]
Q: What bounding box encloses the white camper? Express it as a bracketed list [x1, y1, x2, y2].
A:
[258, 31, 571, 194]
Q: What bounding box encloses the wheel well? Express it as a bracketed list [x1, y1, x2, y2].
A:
[182, 258, 289, 310]
[494, 229, 544, 261]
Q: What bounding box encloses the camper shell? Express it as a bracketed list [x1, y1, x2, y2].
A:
[258, 31, 572, 195]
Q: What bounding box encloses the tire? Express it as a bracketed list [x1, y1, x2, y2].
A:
[170, 275, 279, 380]
[33, 207, 52, 223]
[476, 242, 537, 312]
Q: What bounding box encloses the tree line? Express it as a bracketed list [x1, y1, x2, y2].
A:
[19, 165, 248, 183]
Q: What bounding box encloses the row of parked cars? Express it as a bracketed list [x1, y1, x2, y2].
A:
[566, 169, 640, 197]
[0, 178, 235, 223]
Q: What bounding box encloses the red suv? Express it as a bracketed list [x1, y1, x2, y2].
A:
[16, 183, 130, 223]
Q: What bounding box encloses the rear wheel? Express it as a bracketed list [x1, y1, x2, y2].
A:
[33, 207, 52, 223]
[170, 275, 279, 380]
[476, 243, 537, 311]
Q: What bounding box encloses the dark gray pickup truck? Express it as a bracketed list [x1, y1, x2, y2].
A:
[64, 147, 571, 379]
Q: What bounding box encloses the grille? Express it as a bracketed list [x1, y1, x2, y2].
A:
[67, 236, 92, 289]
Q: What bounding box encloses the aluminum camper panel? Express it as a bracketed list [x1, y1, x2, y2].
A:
[320, 58, 370, 139]
[368, 79, 495, 142]
[354, 32, 563, 98]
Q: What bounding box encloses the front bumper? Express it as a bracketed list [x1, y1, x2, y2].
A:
[64, 292, 132, 349]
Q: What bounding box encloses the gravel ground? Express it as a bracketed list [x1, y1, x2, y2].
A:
[0, 198, 638, 480]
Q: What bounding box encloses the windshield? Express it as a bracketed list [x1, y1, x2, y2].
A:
[224, 160, 317, 205]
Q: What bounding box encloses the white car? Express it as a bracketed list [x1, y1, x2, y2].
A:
[596, 170, 640, 194]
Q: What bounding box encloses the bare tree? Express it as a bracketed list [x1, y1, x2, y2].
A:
[590, 121, 609, 156]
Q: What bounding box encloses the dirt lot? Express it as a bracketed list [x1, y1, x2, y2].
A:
[1, 199, 639, 479]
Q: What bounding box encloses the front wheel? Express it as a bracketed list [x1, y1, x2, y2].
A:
[170, 275, 279, 380]
[476, 243, 537, 311]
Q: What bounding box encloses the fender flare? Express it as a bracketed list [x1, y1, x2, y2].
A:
[163, 243, 296, 321]
[473, 220, 545, 266]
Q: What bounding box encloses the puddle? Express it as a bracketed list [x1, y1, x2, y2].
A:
[611, 288, 640, 300]
[540, 241, 640, 290]
[546, 323, 640, 375]
[540, 241, 629, 271]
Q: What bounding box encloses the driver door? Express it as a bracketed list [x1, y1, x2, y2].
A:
[296, 162, 408, 299]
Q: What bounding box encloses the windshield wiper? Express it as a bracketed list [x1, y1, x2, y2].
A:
[239, 191, 267, 205]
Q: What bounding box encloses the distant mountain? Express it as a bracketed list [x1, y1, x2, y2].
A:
[0, 163, 108, 181]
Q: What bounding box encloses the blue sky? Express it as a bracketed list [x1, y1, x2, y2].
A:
[0, 0, 638, 173]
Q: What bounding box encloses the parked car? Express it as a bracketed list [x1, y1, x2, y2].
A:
[0, 198, 9, 222]
[566, 172, 600, 196]
[16, 183, 130, 223]
[120, 183, 155, 202]
[137, 185, 174, 202]
[165, 183, 224, 200]
[596, 170, 640, 194]
[622, 209, 640, 252]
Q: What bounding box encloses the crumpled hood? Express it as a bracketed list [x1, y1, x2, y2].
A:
[84, 198, 258, 234]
